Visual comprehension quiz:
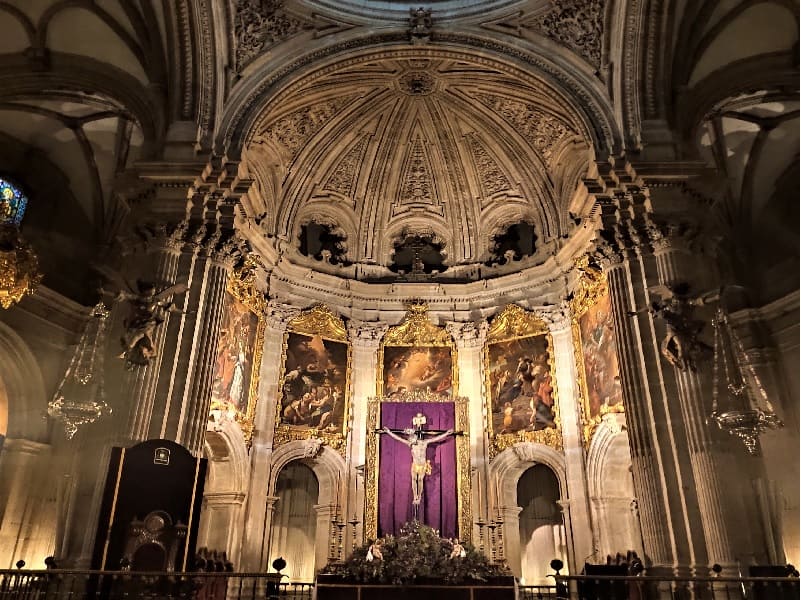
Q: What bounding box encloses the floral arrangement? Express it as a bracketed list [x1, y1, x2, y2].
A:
[319, 521, 511, 586]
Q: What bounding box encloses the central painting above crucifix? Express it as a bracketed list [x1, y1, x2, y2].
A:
[365, 303, 470, 543]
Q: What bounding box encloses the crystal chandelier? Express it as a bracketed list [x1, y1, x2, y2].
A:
[0, 178, 42, 309]
[709, 307, 782, 454]
[48, 302, 112, 439]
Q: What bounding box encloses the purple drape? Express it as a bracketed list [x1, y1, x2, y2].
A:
[378, 402, 457, 538]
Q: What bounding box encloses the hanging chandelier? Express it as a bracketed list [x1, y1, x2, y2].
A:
[48, 302, 112, 439]
[709, 307, 782, 454]
[0, 179, 42, 309]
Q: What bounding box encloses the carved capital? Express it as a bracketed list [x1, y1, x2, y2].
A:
[266, 300, 301, 330]
[445, 320, 488, 348]
[347, 320, 388, 346]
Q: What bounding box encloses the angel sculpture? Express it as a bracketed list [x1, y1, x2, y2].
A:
[630, 283, 717, 371]
[96, 266, 188, 368]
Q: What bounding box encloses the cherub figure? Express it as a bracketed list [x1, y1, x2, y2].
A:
[96, 266, 187, 368]
[631, 283, 717, 371]
[366, 539, 383, 562]
[449, 538, 466, 559]
[116, 280, 188, 367]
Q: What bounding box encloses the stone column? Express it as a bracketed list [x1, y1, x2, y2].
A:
[0, 439, 52, 568]
[593, 177, 739, 572]
[344, 321, 385, 550]
[240, 303, 298, 571]
[198, 492, 246, 562]
[446, 320, 489, 540]
[547, 310, 594, 571]
[650, 230, 736, 569]
[594, 187, 694, 570]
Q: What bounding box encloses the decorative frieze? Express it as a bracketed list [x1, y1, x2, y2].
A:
[473, 92, 574, 162]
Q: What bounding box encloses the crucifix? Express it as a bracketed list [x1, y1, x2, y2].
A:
[377, 412, 460, 521]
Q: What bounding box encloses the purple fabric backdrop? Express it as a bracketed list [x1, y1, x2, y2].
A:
[378, 402, 457, 538]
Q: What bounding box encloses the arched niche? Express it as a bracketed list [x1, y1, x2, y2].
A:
[198, 420, 250, 566]
[0, 321, 47, 442]
[517, 464, 567, 585]
[267, 441, 346, 577]
[269, 461, 319, 582]
[0, 321, 50, 568]
[586, 417, 641, 560]
[489, 442, 570, 578]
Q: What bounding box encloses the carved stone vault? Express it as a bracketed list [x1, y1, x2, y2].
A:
[243, 51, 593, 277]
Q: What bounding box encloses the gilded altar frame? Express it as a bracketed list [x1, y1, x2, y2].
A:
[364, 302, 471, 541]
[213, 255, 267, 445]
[273, 303, 351, 454]
[484, 304, 563, 458]
[364, 392, 471, 543]
[570, 255, 624, 447]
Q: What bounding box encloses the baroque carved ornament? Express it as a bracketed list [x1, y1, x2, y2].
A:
[234, 0, 311, 71]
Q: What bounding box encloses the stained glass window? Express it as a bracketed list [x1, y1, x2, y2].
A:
[0, 178, 27, 227]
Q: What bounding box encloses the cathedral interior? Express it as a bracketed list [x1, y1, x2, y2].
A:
[0, 0, 797, 591]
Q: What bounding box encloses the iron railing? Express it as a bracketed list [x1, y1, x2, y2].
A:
[518, 584, 559, 599]
[552, 574, 800, 600]
[0, 570, 314, 600]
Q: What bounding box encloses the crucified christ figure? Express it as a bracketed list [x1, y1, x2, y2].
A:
[382, 417, 455, 509]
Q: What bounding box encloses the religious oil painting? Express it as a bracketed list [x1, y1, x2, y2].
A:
[274, 304, 351, 453]
[383, 345, 453, 398]
[484, 304, 561, 455]
[576, 289, 623, 442]
[210, 289, 263, 440]
[487, 335, 556, 434]
[279, 332, 349, 432]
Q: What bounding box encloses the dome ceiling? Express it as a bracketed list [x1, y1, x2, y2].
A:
[244, 52, 593, 279]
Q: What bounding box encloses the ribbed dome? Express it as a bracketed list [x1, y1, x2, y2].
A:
[244, 51, 593, 278]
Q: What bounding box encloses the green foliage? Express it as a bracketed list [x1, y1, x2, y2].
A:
[320, 522, 511, 586]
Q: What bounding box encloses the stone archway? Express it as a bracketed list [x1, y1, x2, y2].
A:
[266, 440, 346, 577]
[0, 322, 51, 568]
[586, 416, 641, 560]
[198, 419, 250, 566]
[489, 442, 570, 578]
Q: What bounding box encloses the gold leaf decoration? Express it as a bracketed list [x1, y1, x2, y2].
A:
[570, 254, 625, 448]
[486, 303, 549, 342]
[287, 303, 348, 341]
[382, 302, 452, 346]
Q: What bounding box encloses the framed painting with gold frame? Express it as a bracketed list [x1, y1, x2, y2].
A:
[364, 394, 471, 542]
[364, 303, 470, 541]
[210, 256, 267, 444]
[274, 304, 350, 453]
[570, 256, 624, 446]
[376, 303, 457, 398]
[484, 304, 562, 458]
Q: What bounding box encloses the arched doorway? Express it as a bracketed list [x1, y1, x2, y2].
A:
[518, 464, 566, 585]
[197, 423, 249, 566]
[268, 461, 319, 582]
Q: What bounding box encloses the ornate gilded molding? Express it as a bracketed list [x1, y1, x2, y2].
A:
[273, 303, 351, 454]
[570, 255, 625, 447]
[283, 303, 348, 341]
[486, 303, 549, 342]
[382, 303, 453, 347]
[484, 305, 563, 458]
[378, 303, 457, 398]
[213, 255, 269, 445]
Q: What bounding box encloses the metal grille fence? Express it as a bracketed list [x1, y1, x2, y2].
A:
[0, 571, 314, 600]
[553, 575, 800, 600]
